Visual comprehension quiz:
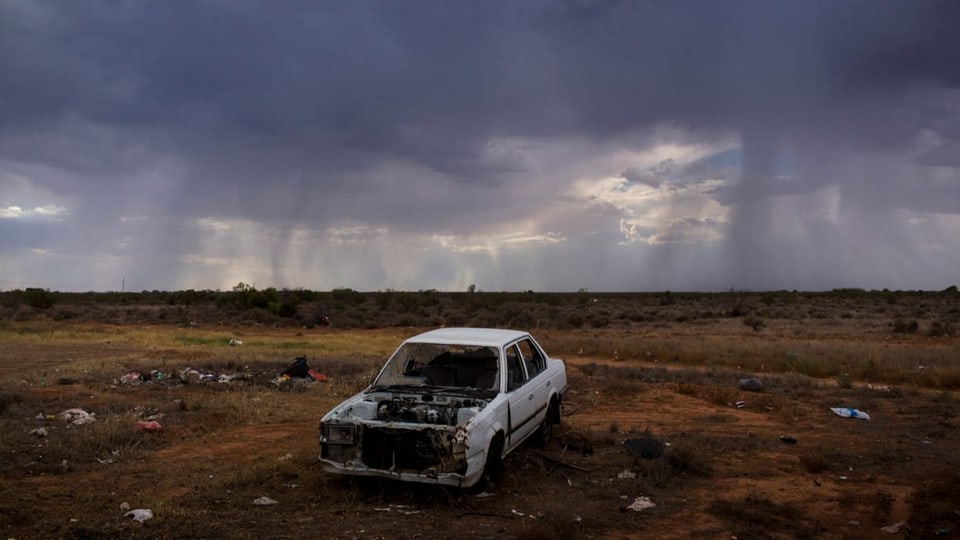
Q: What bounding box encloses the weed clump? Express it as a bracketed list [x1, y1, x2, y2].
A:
[709, 494, 824, 537]
[799, 446, 832, 474]
[666, 441, 712, 478]
[515, 513, 582, 540]
[927, 319, 954, 337]
[0, 390, 23, 415]
[909, 473, 960, 536]
[892, 319, 919, 333]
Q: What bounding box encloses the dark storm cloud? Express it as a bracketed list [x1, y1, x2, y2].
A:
[1, 0, 959, 290]
[5, 3, 958, 169]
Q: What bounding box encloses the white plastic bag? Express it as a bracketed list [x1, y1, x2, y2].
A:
[125, 508, 154, 522]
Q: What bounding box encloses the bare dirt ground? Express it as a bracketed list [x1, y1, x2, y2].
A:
[1, 320, 959, 539]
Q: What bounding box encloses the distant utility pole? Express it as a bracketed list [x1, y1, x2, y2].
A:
[122, 277, 125, 292]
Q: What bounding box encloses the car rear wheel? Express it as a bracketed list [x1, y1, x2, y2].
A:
[532, 398, 558, 447]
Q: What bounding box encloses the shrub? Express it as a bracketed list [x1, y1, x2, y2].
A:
[0, 391, 22, 415]
[589, 316, 609, 328]
[892, 319, 919, 333]
[799, 447, 831, 474]
[24, 288, 56, 310]
[743, 315, 764, 331]
[660, 290, 675, 305]
[666, 441, 712, 478]
[927, 320, 954, 337]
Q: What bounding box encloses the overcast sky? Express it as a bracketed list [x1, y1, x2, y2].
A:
[1, 1, 958, 292]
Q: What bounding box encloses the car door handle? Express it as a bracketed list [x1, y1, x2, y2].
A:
[546, 380, 551, 387]
[528, 394, 534, 400]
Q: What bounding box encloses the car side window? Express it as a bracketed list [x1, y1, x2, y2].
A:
[517, 338, 545, 378]
[505, 344, 528, 391]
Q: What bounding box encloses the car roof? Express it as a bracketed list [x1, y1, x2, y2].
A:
[403, 327, 530, 347]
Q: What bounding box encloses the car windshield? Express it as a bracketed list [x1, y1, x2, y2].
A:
[373, 343, 500, 391]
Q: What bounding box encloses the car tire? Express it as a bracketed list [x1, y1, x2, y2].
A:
[482, 433, 505, 481]
[532, 398, 558, 447]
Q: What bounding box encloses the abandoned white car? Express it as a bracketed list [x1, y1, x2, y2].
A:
[319, 327, 567, 487]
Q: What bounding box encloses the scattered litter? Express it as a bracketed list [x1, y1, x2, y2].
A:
[125, 508, 153, 522]
[273, 356, 327, 388]
[623, 436, 664, 459]
[617, 469, 637, 479]
[179, 368, 203, 382]
[738, 378, 764, 392]
[252, 496, 278, 506]
[136, 420, 162, 432]
[831, 407, 871, 420]
[511, 509, 537, 519]
[120, 372, 143, 384]
[279, 453, 294, 461]
[881, 520, 906, 534]
[937, 528, 951, 536]
[29, 427, 48, 437]
[96, 451, 119, 464]
[116, 367, 252, 387]
[779, 435, 798, 445]
[374, 505, 420, 515]
[734, 400, 746, 409]
[229, 338, 244, 346]
[625, 496, 656, 512]
[120, 502, 130, 512]
[59, 408, 96, 425]
[848, 520, 860, 526]
[282, 356, 311, 378]
[473, 491, 495, 498]
[112, 359, 323, 389]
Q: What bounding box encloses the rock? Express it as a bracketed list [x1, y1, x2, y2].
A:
[623, 437, 664, 459]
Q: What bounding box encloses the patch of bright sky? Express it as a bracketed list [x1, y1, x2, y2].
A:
[908, 212, 960, 253]
[0, 170, 69, 220]
[571, 172, 729, 245]
[0, 204, 66, 219]
[327, 225, 390, 244]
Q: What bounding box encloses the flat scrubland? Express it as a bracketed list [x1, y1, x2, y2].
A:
[0, 290, 958, 539]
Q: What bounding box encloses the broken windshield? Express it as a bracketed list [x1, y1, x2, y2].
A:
[373, 343, 500, 391]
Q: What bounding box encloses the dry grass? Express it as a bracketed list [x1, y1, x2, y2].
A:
[709, 494, 825, 538]
[1, 291, 959, 538]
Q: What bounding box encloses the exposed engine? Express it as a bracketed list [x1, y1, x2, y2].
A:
[376, 398, 486, 426]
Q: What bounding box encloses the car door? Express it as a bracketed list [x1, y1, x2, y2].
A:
[516, 336, 550, 428]
[504, 342, 535, 450]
